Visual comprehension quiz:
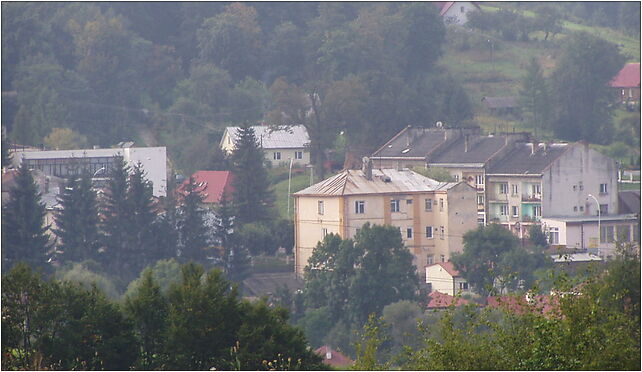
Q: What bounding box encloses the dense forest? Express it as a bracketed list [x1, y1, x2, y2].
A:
[3, 2, 639, 175]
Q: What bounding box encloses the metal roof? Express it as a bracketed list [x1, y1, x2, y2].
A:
[550, 253, 602, 263]
[17, 147, 166, 160]
[371, 127, 451, 158]
[430, 135, 508, 164]
[294, 168, 458, 196]
[542, 214, 638, 223]
[487, 143, 569, 175]
[225, 125, 309, 149]
[618, 190, 640, 214]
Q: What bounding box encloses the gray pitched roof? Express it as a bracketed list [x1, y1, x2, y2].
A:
[225, 125, 309, 149]
[618, 190, 640, 214]
[294, 168, 458, 196]
[429, 135, 508, 165]
[371, 127, 450, 158]
[487, 143, 570, 175]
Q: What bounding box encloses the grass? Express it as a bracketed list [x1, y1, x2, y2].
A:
[272, 171, 314, 220]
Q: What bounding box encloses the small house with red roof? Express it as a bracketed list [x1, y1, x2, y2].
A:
[610, 62, 640, 103]
[486, 293, 560, 318]
[315, 345, 353, 368]
[425, 261, 470, 296]
[177, 170, 234, 206]
[433, 2, 480, 25]
[427, 291, 471, 309]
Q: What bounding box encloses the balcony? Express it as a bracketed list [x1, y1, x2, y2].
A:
[487, 193, 509, 202]
[521, 194, 541, 202]
[521, 215, 541, 222]
[489, 215, 509, 223]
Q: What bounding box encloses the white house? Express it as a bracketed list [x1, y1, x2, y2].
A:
[435, 1, 480, 25]
[220, 125, 310, 167]
[13, 145, 167, 197]
[425, 261, 470, 296]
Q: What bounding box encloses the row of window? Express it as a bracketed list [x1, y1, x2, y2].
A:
[427, 254, 447, 265]
[498, 182, 541, 196]
[498, 204, 542, 217]
[273, 151, 303, 160]
[402, 226, 445, 240]
[317, 198, 446, 216]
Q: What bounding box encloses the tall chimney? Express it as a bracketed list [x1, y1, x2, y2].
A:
[464, 135, 469, 153]
[531, 140, 539, 155]
[362, 156, 372, 180]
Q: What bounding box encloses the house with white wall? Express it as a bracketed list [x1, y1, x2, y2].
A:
[434, 1, 480, 25]
[220, 125, 310, 167]
[425, 261, 470, 296]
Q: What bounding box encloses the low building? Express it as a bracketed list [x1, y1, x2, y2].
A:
[481, 96, 519, 116]
[293, 160, 478, 277]
[425, 261, 470, 296]
[609, 62, 640, 103]
[177, 170, 234, 207]
[541, 214, 639, 258]
[550, 252, 603, 274]
[12, 145, 167, 197]
[315, 346, 353, 368]
[220, 125, 310, 167]
[434, 1, 480, 25]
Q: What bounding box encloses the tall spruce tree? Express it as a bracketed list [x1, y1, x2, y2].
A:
[126, 163, 157, 272]
[214, 192, 250, 283]
[231, 124, 274, 225]
[153, 174, 179, 260]
[1, 162, 51, 271]
[178, 177, 210, 263]
[101, 156, 131, 274]
[54, 170, 101, 263]
[520, 57, 552, 132]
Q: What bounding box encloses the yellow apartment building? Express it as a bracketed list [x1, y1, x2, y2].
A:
[293, 161, 478, 278]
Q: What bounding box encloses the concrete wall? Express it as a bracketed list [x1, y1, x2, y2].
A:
[442, 2, 477, 25]
[126, 147, 167, 197]
[265, 148, 310, 167]
[543, 144, 618, 217]
[446, 183, 479, 259]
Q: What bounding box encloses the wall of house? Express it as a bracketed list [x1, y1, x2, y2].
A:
[265, 148, 310, 167]
[486, 175, 542, 225]
[425, 265, 455, 295]
[442, 1, 477, 25]
[126, 147, 167, 197]
[542, 218, 639, 257]
[446, 183, 478, 259]
[294, 196, 343, 275]
[542, 145, 618, 218]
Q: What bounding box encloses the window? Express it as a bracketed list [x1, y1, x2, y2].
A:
[439, 198, 444, 211]
[425, 198, 433, 211]
[476, 175, 484, 185]
[391, 199, 400, 212]
[499, 183, 509, 194]
[574, 206, 578, 212]
[318, 201, 324, 215]
[273, 152, 281, 160]
[548, 227, 559, 245]
[511, 184, 518, 196]
[579, 206, 584, 212]
[579, 182, 583, 190]
[440, 254, 446, 262]
[460, 6, 465, 13]
[500, 204, 509, 216]
[532, 184, 541, 195]
[406, 228, 413, 239]
[294, 151, 303, 159]
[459, 282, 469, 290]
[440, 226, 445, 240]
[600, 183, 608, 194]
[573, 185, 577, 191]
[427, 255, 434, 265]
[617, 225, 631, 242]
[453, 174, 460, 182]
[534, 205, 542, 217]
[322, 228, 328, 237]
[512, 206, 519, 217]
[355, 201, 365, 214]
[406, 199, 413, 204]
[600, 226, 614, 243]
[599, 204, 608, 215]
[426, 226, 433, 238]
[477, 194, 484, 206]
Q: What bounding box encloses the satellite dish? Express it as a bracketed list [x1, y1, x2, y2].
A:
[436, 121, 443, 128]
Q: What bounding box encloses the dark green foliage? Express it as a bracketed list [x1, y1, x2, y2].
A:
[1, 162, 51, 271]
[550, 32, 626, 143]
[520, 58, 552, 131]
[528, 224, 549, 248]
[153, 179, 179, 260]
[54, 170, 101, 263]
[304, 224, 419, 328]
[100, 156, 131, 274]
[126, 163, 157, 270]
[452, 224, 551, 296]
[177, 176, 210, 263]
[2, 131, 12, 167]
[215, 192, 251, 283]
[468, 9, 534, 41]
[398, 3, 445, 77]
[236, 222, 278, 256]
[231, 124, 274, 225]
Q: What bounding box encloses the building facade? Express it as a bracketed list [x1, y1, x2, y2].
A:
[220, 125, 310, 167]
[293, 163, 477, 277]
[425, 261, 470, 296]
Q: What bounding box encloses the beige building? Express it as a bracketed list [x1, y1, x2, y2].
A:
[220, 125, 310, 167]
[293, 161, 477, 278]
[425, 261, 470, 296]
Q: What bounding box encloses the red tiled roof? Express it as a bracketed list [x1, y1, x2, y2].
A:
[315, 346, 353, 367]
[427, 291, 470, 309]
[427, 261, 460, 277]
[178, 171, 234, 204]
[610, 63, 641, 88]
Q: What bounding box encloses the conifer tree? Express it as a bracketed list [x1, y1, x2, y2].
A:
[101, 156, 131, 274]
[177, 177, 210, 263]
[153, 174, 179, 260]
[2, 132, 11, 168]
[231, 124, 274, 225]
[1, 162, 51, 271]
[54, 170, 101, 263]
[126, 162, 157, 271]
[214, 192, 250, 283]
